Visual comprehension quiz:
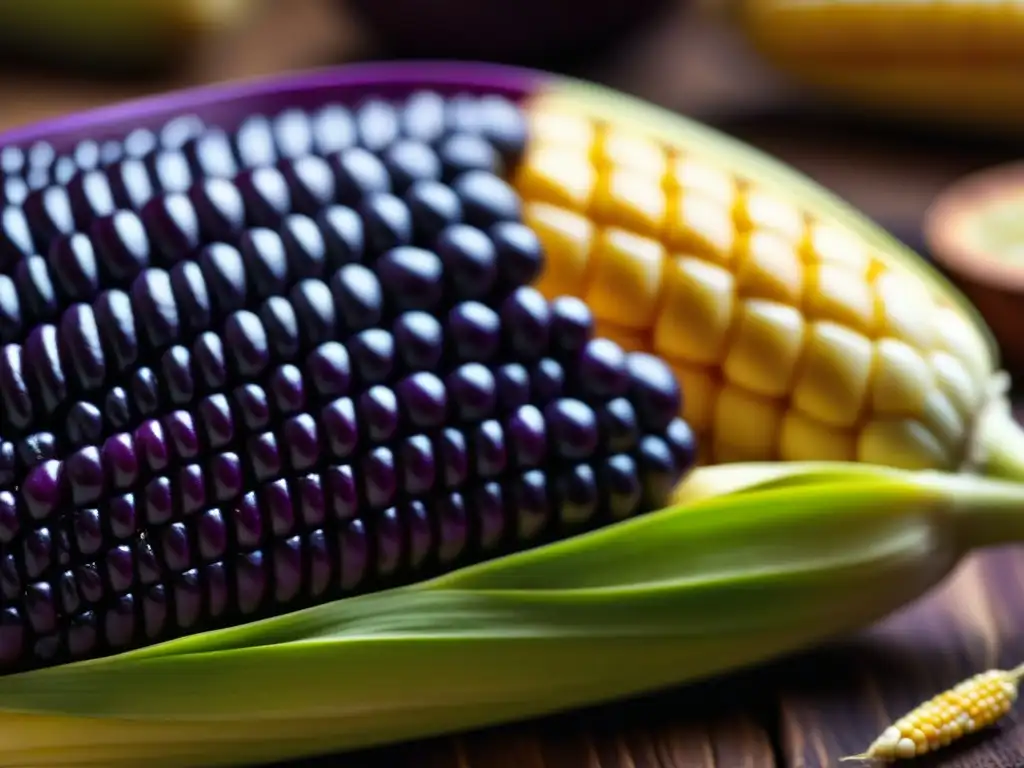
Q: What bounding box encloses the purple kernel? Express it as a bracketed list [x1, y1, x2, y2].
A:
[197, 509, 228, 563]
[338, 518, 368, 590]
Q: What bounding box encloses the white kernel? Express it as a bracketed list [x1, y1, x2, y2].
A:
[880, 726, 901, 743]
[896, 738, 918, 759]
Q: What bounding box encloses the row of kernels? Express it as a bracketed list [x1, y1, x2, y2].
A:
[585, 228, 666, 329]
[524, 101, 938, 282]
[517, 146, 809, 269]
[516, 147, 885, 326]
[518, 105, 991, 468]
[523, 188, 954, 373]
[521, 206, 982, 454]
[649, 253, 987, 421]
[520, 106, 819, 248]
[713, 393, 960, 470]
[621, 259, 977, 448]
[661, 327, 972, 468]
[651, 352, 967, 470]
[521, 107, 991, 356]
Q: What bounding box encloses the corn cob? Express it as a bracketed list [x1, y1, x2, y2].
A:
[728, 0, 1024, 136]
[509, 89, 1024, 478]
[1, 62, 1024, 768]
[0, 88, 699, 673]
[842, 663, 1024, 762]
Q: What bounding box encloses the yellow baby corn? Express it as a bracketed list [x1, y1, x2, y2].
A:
[512, 93, 1024, 479]
[842, 664, 1024, 762]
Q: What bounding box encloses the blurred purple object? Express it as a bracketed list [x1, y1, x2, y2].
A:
[345, 0, 674, 67]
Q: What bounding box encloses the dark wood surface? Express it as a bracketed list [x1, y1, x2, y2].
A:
[3, 1, 1024, 766]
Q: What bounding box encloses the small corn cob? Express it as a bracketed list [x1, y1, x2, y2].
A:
[842, 663, 1024, 763]
[0, 90, 697, 674]
[730, 0, 1024, 135]
[510, 93, 1024, 476]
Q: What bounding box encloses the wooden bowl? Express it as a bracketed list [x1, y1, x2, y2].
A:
[924, 162, 1024, 377]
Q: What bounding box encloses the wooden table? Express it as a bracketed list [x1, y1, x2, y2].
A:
[3, 2, 1024, 765]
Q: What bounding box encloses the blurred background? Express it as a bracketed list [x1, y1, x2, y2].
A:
[1, 0, 1021, 234]
[1, 0, 1023, 370]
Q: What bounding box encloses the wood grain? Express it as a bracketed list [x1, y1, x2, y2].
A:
[292, 679, 780, 768]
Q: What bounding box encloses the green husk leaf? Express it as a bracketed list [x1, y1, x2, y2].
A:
[2, 462, 1024, 767]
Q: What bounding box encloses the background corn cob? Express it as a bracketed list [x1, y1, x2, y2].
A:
[728, 0, 1024, 136]
[511, 88, 1024, 478]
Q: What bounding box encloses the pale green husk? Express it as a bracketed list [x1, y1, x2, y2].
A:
[1, 462, 1023, 767]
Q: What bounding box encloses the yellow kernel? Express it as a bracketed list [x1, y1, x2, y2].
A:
[523, 203, 594, 299]
[664, 193, 735, 268]
[779, 411, 857, 463]
[734, 186, 806, 242]
[734, 230, 804, 305]
[591, 168, 667, 239]
[594, 130, 667, 178]
[857, 418, 953, 471]
[652, 256, 736, 365]
[871, 339, 932, 416]
[585, 228, 665, 329]
[805, 262, 877, 335]
[723, 300, 805, 399]
[669, 361, 719, 434]
[791, 321, 873, 429]
[665, 155, 736, 208]
[528, 107, 596, 147]
[873, 267, 937, 351]
[802, 221, 873, 273]
[711, 384, 784, 462]
[514, 146, 596, 211]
